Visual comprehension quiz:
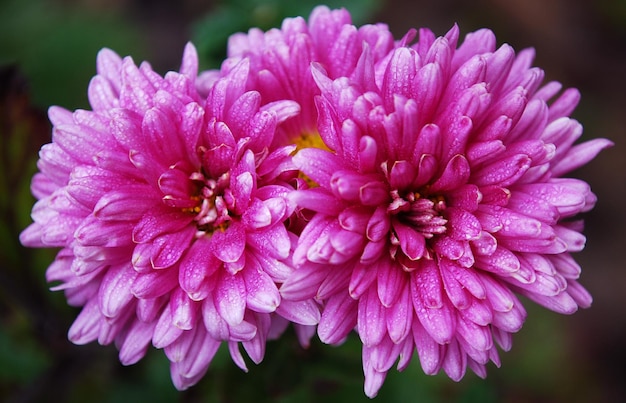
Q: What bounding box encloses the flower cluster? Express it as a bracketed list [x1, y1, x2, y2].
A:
[21, 5, 611, 398]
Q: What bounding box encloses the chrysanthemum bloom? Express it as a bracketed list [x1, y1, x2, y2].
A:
[198, 5, 395, 147]
[281, 26, 612, 397]
[20, 43, 320, 389]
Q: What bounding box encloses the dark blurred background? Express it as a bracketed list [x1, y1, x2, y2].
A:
[1, 0, 625, 402]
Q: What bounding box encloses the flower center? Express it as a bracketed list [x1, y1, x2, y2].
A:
[185, 170, 233, 237]
[387, 190, 447, 238]
[292, 131, 330, 152]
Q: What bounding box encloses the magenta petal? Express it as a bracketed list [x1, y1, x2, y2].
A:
[280, 261, 329, 301]
[317, 262, 352, 299]
[318, 292, 358, 345]
[201, 296, 230, 340]
[393, 221, 426, 260]
[242, 314, 270, 364]
[170, 287, 199, 330]
[357, 287, 386, 347]
[131, 242, 154, 273]
[75, 215, 134, 247]
[247, 223, 290, 260]
[223, 251, 246, 275]
[168, 329, 219, 387]
[293, 148, 348, 188]
[118, 319, 155, 365]
[359, 181, 390, 206]
[439, 260, 472, 309]
[242, 198, 272, 229]
[349, 261, 378, 299]
[67, 166, 127, 209]
[550, 253, 581, 279]
[519, 287, 578, 314]
[88, 75, 119, 111]
[472, 153, 531, 187]
[151, 226, 195, 269]
[552, 138, 613, 176]
[202, 142, 234, 179]
[506, 191, 559, 224]
[339, 205, 372, 232]
[228, 318, 258, 342]
[411, 262, 456, 344]
[53, 123, 111, 165]
[382, 47, 418, 104]
[136, 296, 167, 323]
[366, 336, 407, 373]
[429, 154, 470, 193]
[98, 263, 137, 318]
[226, 91, 261, 136]
[491, 302, 526, 333]
[358, 135, 378, 172]
[94, 187, 157, 220]
[376, 258, 405, 307]
[142, 107, 185, 164]
[253, 251, 293, 282]
[21, 218, 59, 248]
[68, 300, 101, 345]
[412, 260, 444, 308]
[242, 258, 280, 313]
[481, 275, 517, 313]
[460, 298, 493, 327]
[290, 188, 348, 216]
[516, 178, 589, 217]
[228, 341, 248, 372]
[212, 220, 246, 263]
[412, 141, 440, 184]
[554, 225, 586, 252]
[363, 360, 387, 398]
[366, 206, 390, 242]
[153, 304, 184, 349]
[457, 314, 492, 352]
[360, 239, 387, 264]
[179, 238, 220, 301]
[329, 228, 365, 260]
[132, 207, 192, 244]
[475, 246, 520, 276]
[385, 281, 413, 343]
[565, 280, 592, 308]
[445, 207, 481, 241]
[446, 184, 482, 211]
[131, 266, 178, 299]
[159, 169, 198, 209]
[547, 87, 580, 120]
[441, 339, 467, 381]
[275, 299, 321, 326]
[214, 271, 246, 326]
[231, 171, 254, 216]
[412, 319, 443, 375]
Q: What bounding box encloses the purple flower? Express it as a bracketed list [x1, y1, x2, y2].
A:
[198, 5, 395, 147]
[20, 43, 319, 390]
[281, 25, 612, 397]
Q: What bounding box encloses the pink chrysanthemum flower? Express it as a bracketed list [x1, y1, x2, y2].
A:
[20, 43, 319, 389]
[281, 26, 612, 397]
[198, 5, 395, 147]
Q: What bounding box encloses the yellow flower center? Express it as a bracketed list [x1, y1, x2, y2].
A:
[292, 132, 330, 153]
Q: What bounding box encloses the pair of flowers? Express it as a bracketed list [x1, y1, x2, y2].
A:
[20, 6, 611, 398]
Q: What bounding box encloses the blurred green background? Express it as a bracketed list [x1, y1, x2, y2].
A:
[1, 0, 625, 402]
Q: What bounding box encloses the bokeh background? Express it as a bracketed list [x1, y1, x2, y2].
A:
[1, 0, 625, 402]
